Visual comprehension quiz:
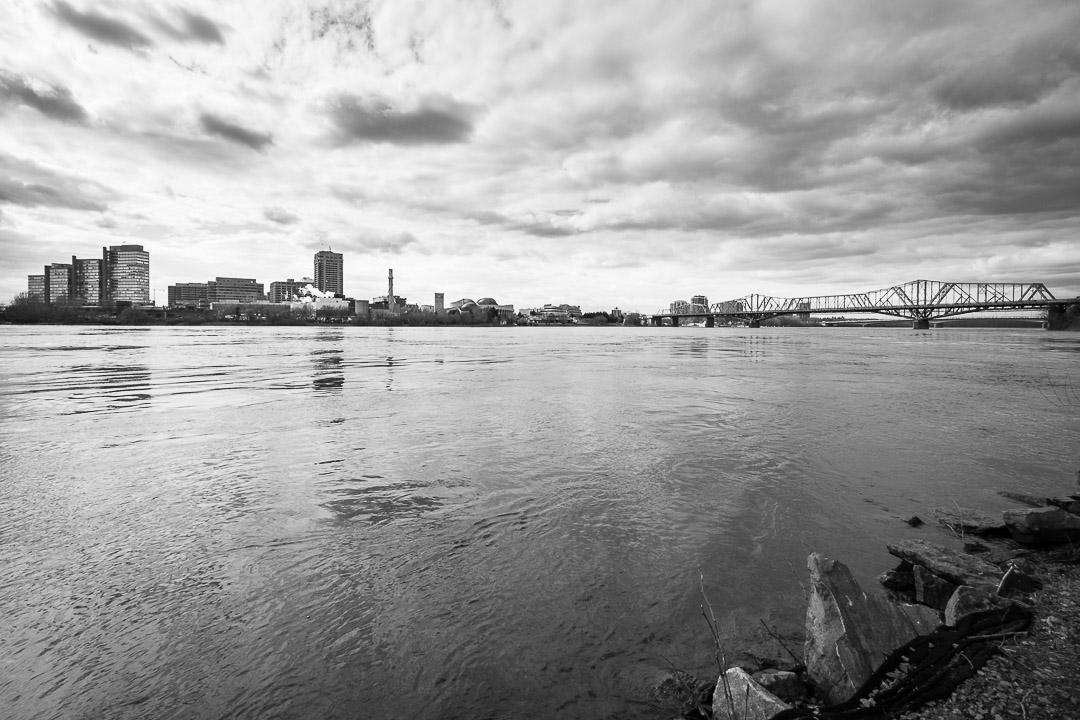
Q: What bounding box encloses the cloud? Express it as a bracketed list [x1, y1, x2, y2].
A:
[0, 72, 88, 123]
[50, 1, 152, 50]
[153, 10, 226, 44]
[319, 230, 421, 255]
[264, 206, 299, 224]
[326, 94, 474, 145]
[200, 113, 273, 150]
[0, 152, 113, 211]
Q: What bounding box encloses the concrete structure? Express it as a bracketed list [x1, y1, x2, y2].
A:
[434, 292, 444, 313]
[44, 263, 72, 304]
[268, 277, 315, 303]
[209, 277, 264, 303]
[168, 282, 210, 308]
[72, 256, 103, 305]
[103, 244, 150, 305]
[168, 277, 264, 307]
[314, 251, 343, 296]
[27, 274, 44, 301]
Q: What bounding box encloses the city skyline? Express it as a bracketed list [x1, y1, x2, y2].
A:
[2, 1, 1080, 313]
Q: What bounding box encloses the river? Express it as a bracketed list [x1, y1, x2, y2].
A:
[1, 325, 1077, 719]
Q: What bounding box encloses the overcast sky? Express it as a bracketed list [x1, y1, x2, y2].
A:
[1, 0, 1078, 312]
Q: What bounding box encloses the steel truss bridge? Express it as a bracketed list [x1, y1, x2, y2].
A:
[652, 280, 1060, 329]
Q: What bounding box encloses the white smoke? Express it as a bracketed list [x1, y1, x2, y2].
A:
[294, 284, 332, 302]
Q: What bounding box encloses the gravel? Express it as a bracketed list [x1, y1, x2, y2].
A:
[898, 557, 1080, 720]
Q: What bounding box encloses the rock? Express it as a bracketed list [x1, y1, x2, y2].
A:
[998, 491, 1050, 507]
[713, 667, 791, 720]
[751, 669, 807, 703]
[1046, 495, 1080, 515]
[803, 553, 941, 704]
[944, 585, 1016, 626]
[913, 564, 958, 610]
[879, 561, 915, 591]
[963, 540, 989, 553]
[932, 506, 1009, 537]
[997, 563, 1042, 595]
[1003, 507, 1080, 545]
[886, 539, 1002, 588]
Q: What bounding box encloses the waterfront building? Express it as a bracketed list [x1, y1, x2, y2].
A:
[72, 256, 103, 305]
[314, 251, 343, 296]
[103, 244, 150, 305]
[434, 292, 444, 313]
[167, 277, 264, 307]
[209, 277, 264, 303]
[27, 274, 44, 301]
[670, 299, 690, 314]
[268, 277, 315, 303]
[167, 282, 210, 308]
[44, 263, 72, 304]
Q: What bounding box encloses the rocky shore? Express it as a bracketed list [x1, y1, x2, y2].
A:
[662, 477, 1080, 720]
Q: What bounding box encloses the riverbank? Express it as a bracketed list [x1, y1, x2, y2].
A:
[898, 553, 1080, 720]
[670, 491, 1080, 720]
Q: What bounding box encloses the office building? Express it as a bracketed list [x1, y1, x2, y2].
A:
[314, 251, 343, 296]
[43, 264, 72, 304]
[268, 277, 315, 303]
[167, 277, 264, 307]
[167, 283, 210, 308]
[103, 244, 150, 305]
[72, 256, 103, 305]
[27, 275, 44, 301]
[209, 277, 264, 303]
[434, 293, 444, 312]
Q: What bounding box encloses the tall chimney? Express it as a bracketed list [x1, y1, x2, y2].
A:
[388, 268, 395, 313]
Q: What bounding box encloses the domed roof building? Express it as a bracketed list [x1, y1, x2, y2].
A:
[477, 297, 498, 306]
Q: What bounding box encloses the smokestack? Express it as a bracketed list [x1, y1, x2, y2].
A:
[388, 268, 395, 313]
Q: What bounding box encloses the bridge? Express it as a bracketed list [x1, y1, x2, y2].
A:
[651, 280, 1077, 329]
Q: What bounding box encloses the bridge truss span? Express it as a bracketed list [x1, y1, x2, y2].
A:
[655, 280, 1058, 326]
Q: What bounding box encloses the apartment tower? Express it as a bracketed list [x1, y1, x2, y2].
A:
[314, 250, 343, 296]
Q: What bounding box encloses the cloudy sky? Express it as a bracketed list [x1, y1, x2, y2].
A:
[1, 0, 1079, 312]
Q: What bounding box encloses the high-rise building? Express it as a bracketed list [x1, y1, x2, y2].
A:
[103, 244, 150, 305]
[314, 251, 343, 296]
[72, 256, 103, 305]
[27, 274, 45, 301]
[434, 292, 444, 312]
[44, 263, 72, 304]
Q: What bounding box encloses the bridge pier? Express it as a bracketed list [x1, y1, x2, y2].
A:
[671, 316, 680, 327]
[748, 319, 761, 328]
[705, 315, 715, 328]
[1047, 300, 1079, 330]
[912, 318, 930, 330]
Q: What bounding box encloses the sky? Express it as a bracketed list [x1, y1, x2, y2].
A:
[1, 0, 1079, 313]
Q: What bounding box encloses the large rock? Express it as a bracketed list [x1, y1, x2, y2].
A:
[713, 667, 791, 720]
[913, 564, 957, 610]
[1003, 506, 1080, 545]
[751, 669, 807, 703]
[886, 539, 1001, 588]
[931, 506, 1008, 537]
[804, 553, 941, 704]
[944, 585, 1016, 626]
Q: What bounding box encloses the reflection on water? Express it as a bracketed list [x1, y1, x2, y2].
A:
[0, 325, 1078, 720]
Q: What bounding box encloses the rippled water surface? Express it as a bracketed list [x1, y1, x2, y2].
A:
[1, 325, 1078, 719]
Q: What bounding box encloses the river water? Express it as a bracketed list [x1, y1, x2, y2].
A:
[1, 325, 1077, 719]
